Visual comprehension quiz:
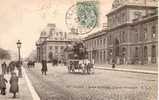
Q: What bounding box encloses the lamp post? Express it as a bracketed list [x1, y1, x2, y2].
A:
[16, 40, 22, 77]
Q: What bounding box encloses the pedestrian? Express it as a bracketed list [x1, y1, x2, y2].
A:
[9, 61, 15, 73]
[112, 59, 115, 68]
[1, 62, 7, 75]
[0, 74, 8, 95]
[6, 64, 10, 74]
[9, 72, 19, 98]
[41, 60, 47, 75]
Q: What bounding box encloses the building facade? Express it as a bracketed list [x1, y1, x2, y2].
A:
[84, 0, 158, 65]
[84, 29, 107, 64]
[36, 24, 72, 62]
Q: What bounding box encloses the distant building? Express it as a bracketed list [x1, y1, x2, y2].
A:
[84, 0, 158, 65]
[36, 23, 72, 62]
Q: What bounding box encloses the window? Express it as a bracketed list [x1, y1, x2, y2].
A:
[121, 13, 125, 23]
[55, 46, 58, 53]
[151, 45, 156, 63]
[61, 46, 64, 50]
[152, 45, 156, 57]
[100, 51, 102, 61]
[151, 26, 156, 38]
[143, 27, 148, 40]
[122, 48, 126, 56]
[54, 38, 57, 40]
[135, 31, 138, 42]
[122, 32, 125, 42]
[98, 39, 99, 46]
[119, 32, 122, 42]
[59, 32, 63, 36]
[49, 46, 52, 50]
[103, 38, 106, 45]
[100, 39, 102, 45]
[55, 46, 58, 50]
[94, 40, 97, 47]
[135, 47, 138, 57]
[103, 51, 106, 61]
[110, 35, 112, 44]
[144, 46, 148, 57]
[56, 32, 58, 36]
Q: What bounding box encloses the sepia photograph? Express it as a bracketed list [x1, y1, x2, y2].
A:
[0, 0, 158, 100]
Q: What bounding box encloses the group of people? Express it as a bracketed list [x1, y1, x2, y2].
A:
[27, 61, 35, 68]
[0, 61, 19, 98]
[68, 59, 94, 74]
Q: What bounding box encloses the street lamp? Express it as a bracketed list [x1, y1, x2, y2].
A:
[16, 40, 22, 77]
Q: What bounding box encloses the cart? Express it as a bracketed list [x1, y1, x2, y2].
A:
[67, 59, 94, 74]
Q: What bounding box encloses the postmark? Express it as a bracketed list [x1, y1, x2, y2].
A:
[65, 1, 98, 35]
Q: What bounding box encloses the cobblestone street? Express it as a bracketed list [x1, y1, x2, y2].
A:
[25, 63, 157, 100]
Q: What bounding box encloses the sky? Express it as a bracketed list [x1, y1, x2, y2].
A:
[0, 0, 114, 58]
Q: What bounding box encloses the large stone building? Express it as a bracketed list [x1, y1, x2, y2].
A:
[36, 24, 72, 62]
[84, 29, 107, 64]
[84, 0, 158, 65]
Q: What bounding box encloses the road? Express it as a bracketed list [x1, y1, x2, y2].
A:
[25, 63, 157, 100]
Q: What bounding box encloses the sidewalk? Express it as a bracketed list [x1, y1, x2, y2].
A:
[95, 64, 158, 75]
[0, 68, 33, 100]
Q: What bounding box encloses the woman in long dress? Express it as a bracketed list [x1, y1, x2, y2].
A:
[9, 72, 19, 98]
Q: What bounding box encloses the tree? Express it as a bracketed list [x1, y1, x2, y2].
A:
[0, 48, 11, 60]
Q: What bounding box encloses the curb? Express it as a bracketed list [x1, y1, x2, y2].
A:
[22, 67, 41, 100]
[95, 67, 158, 75]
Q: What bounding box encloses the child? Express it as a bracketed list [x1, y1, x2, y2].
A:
[0, 74, 8, 95]
[9, 72, 19, 98]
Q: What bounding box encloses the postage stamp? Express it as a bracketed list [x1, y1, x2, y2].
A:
[65, 1, 98, 35]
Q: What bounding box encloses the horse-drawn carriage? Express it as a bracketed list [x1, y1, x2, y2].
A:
[64, 41, 95, 74]
[67, 59, 94, 74]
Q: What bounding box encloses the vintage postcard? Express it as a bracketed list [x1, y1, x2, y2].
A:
[0, 0, 158, 100]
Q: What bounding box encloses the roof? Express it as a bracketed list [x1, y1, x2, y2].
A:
[84, 29, 107, 41]
[112, 0, 157, 9]
[107, 0, 157, 16]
